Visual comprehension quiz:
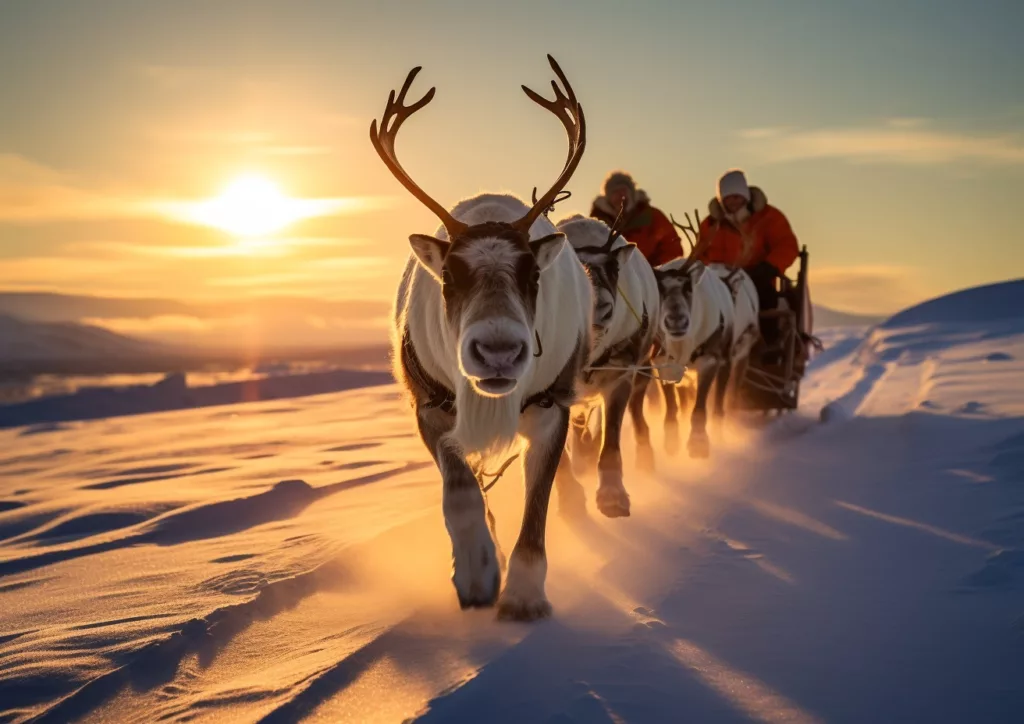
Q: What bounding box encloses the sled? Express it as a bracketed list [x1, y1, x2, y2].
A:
[732, 245, 816, 413]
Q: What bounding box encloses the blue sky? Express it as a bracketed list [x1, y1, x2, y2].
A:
[1, 0, 1022, 317]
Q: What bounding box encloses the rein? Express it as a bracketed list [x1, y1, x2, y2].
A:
[475, 453, 522, 493]
[616, 283, 644, 327]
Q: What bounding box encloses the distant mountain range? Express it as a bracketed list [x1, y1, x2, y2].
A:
[0, 292, 391, 354]
[812, 306, 884, 328]
[0, 290, 881, 374]
[0, 292, 390, 326]
[0, 293, 392, 377]
[0, 313, 161, 362]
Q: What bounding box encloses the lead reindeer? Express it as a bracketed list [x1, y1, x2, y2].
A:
[553, 212, 660, 518]
[378, 56, 594, 621]
[630, 211, 738, 460]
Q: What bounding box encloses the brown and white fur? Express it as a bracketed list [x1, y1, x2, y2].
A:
[708, 264, 760, 408]
[632, 259, 736, 460]
[393, 194, 593, 620]
[552, 214, 660, 518]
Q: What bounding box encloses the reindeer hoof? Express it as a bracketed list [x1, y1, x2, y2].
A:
[456, 566, 501, 609]
[597, 486, 631, 518]
[687, 433, 710, 459]
[497, 595, 552, 622]
[451, 523, 501, 609]
[636, 444, 655, 473]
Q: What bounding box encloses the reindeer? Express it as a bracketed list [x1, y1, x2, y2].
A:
[675, 213, 762, 416]
[377, 56, 594, 621]
[629, 211, 737, 460]
[551, 212, 660, 518]
[708, 264, 760, 411]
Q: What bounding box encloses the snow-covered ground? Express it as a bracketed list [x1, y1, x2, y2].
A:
[2, 281, 1023, 723]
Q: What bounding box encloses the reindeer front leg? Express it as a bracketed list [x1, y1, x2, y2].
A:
[498, 402, 570, 621]
[662, 380, 682, 456]
[688, 357, 719, 459]
[729, 354, 750, 410]
[629, 374, 655, 472]
[713, 357, 733, 419]
[596, 377, 633, 518]
[416, 405, 501, 609]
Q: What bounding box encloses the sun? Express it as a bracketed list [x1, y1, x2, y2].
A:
[158, 172, 363, 240]
[189, 174, 306, 237]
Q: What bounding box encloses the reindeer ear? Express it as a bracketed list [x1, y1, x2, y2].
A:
[529, 233, 567, 271]
[688, 261, 707, 285]
[409, 234, 449, 280]
[612, 242, 637, 265]
[725, 271, 744, 295]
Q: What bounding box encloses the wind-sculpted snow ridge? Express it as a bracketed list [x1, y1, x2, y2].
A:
[880, 278, 1024, 328]
[0, 367, 394, 429]
[811, 278, 1024, 422]
[2, 280, 1024, 723]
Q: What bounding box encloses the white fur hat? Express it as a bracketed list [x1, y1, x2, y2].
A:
[602, 171, 636, 196]
[717, 169, 751, 202]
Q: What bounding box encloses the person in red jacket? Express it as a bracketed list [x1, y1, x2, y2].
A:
[696, 169, 800, 349]
[590, 171, 683, 267]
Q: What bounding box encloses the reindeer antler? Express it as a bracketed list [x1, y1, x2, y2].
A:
[370, 67, 467, 239]
[514, 55, 587, 235]
[670, 212, 698, 254]
[669, 209, 712, 273]
[531, 187, 573, 218]
[599, 200, 627, 252]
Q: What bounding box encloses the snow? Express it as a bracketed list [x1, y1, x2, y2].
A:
[0, 369, 394, 429]
[2, 281, 1023, 723]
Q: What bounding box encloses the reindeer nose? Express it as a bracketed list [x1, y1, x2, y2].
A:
[665, 315, 689, 334]
[470, 339, 527, 371]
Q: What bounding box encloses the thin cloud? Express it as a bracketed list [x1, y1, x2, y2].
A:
[82, 315, 218, 333]
[257, 145, 336, 157]
[0, 153, 391, 224]
[0, 154, 151, 222]
[149, 195, 390, 233]
[70, 236, 371, 259]
[741, 119, 1024, 165]
[204, 257, 390, 288]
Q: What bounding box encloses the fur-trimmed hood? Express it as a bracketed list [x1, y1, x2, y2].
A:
[591, 188, 652, 219]
[708, 186, 768, 221]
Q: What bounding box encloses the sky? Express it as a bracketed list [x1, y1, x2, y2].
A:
[1, 0, 1023, 327]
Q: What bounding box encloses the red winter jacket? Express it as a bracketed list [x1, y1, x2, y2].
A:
[696, 186, 799, 274]
[590, 191, 684, 267]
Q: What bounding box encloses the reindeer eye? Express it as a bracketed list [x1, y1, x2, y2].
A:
[441, 269, 453, 287]
[531, 268, 540, 285]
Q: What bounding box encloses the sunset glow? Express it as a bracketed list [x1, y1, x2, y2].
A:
[185, 175, 312, 237]
[147, 173, 372, 241]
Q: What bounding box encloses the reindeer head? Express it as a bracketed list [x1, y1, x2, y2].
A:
[371, 56, 586, 397]
[557, 214, 636, 332]
[654, 261, 706, 340]
[655, 210, 709, 341]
